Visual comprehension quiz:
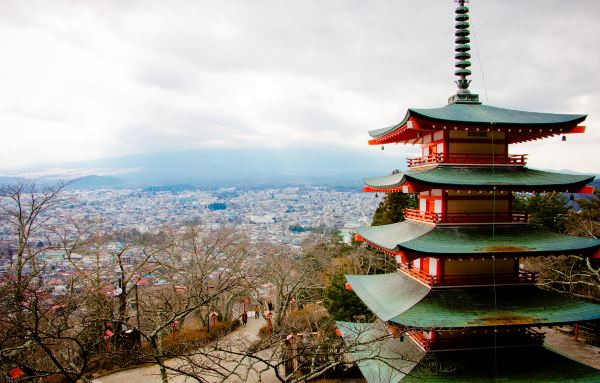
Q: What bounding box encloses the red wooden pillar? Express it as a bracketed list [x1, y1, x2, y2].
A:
[266, 311, 273, 337]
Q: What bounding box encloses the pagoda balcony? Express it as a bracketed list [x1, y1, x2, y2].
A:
[407, 328, 544, 352]
[407, 153, 527, 168]
[398, 262, 537, 286]
[404, 208, 529, 225]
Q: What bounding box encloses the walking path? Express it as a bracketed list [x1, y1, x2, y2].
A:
[93, 312, 279, 383]
[93, 322, 600, 382]
[543, 328, 600, 370]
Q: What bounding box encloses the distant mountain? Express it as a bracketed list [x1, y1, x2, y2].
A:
[6, 149, 595, 190]
[0, 176, 25, 184]
[0, 148, 407, 189]
[67, 175, 123, 189]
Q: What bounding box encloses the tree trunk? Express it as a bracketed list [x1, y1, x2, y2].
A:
[157, 334, 168, 383]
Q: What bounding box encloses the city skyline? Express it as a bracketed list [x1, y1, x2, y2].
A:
[1, 1, 599, 174]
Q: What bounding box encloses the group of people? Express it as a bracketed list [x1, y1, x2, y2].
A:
[241, 300, 273, 326]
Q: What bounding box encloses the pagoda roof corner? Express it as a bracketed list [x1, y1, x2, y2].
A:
[345, 272, 430, 321]
[336, 321, 423, 383]
[356, 221, 434, 253]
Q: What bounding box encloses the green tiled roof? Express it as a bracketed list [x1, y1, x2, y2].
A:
[337, 322, 600, 382]
[402, 346, 600, 382]
[364, 167, 595, 190]
[369, 103, 586, 138]
[364, 172, 407, 189]
[400, 225, 600, 256]
[357, 221, 600, 256]
[336, 321, 423, 383]
[345, 273, 430, 321]
[390, 285, 600, 328]
[356, 221, 433, 252]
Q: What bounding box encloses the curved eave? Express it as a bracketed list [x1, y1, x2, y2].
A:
[369, 104, 587, 145]
[368, 114, 422, 146]
[363, 167, 596, 193]
[336, 321, 423, 383]
[389, 285, 600, 329]
[402, 346, 600, 382]
[345, 273, 430, 321]
[399, 225, 600, 258]
[356, 223, 600, 259]
[355, 221, 434, 254]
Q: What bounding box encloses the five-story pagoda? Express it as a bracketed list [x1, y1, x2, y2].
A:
[337, 1, 600, 382]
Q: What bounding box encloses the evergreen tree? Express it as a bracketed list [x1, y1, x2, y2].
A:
[323, 271, 373, 322]
[515, 192, 571, 233]
[371, 192, 417, 226]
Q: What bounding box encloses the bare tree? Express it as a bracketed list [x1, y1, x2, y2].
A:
[258, 240, 335, 329]
[524, 191, 600, 301]
[0, 182, 103, 382]
[130, 225, 253, 383]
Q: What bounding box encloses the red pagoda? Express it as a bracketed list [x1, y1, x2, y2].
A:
[337, 1, 600, 381]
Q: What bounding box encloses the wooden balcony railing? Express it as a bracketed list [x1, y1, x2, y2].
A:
[398, 262, 434, 285]
[398, 262, 537, 287]
[407, 331, 431, 351]
[404, 209, 528, 224]
[404, 209, 441, 223]
[407, 153, 527, 168]
[417, 328, 545, 351]
[431, 270, 537, 286]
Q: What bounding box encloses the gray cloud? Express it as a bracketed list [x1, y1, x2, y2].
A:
[0, 0, 598, 172]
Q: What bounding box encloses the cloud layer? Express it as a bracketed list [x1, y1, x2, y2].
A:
[1, 0, 598, 172]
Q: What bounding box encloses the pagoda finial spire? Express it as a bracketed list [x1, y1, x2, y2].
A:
[448, 0, 480, 105]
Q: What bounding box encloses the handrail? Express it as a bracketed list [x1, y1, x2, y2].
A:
[407, 153, 527, 168]
[407, 331, 431, 350]
[404, 209, 441, 223]
[398, 263, 434, 284]
[399, 262, 537, 286]
[404, 209, 529, 224]
[432, 270, 537, 286]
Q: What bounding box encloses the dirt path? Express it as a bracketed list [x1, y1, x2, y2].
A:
[93, 312, 280, 383]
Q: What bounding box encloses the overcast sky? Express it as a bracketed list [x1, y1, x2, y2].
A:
[1, 0, 599, 173]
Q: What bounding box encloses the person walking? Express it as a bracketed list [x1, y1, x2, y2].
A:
[242, 311, 248, 326]
[254, 305, 259, 319]
[267, 301, 273, 312]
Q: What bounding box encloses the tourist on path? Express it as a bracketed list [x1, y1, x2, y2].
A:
[242, 311, 248, 326]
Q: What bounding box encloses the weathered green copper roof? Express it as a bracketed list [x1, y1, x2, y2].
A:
[364, 167, 595, 190]
[389, 285, 600, 328]
[403, 346, 600, 382]
[399, 225, 600, 256]
[338, 322, 600, 382]
[357, 221, 600, 256]
[368, 103, 586, 138]
[345, 273, 430, 321]
[356, 221, 434, 252]
[336, 321, 423, 383]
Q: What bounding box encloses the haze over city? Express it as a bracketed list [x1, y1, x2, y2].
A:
[1, 0, 599, 180]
